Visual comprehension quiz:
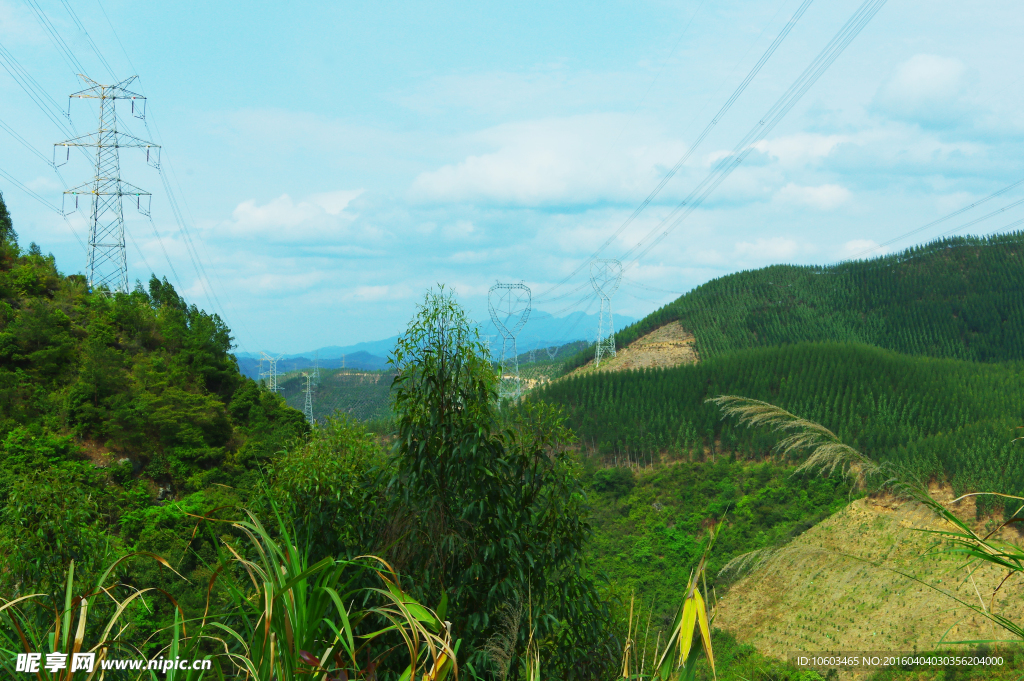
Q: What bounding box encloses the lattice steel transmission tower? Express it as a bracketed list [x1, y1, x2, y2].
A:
[259, 352, 283, 392]
[302, 373, 315, 427]
[590, 259, 622, 368]
[55, 76, 160, 294]
[488, 282, 531, 400]
[312, 350, 321, 386]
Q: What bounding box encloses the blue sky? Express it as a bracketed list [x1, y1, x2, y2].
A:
[3, 0, 1024, 354]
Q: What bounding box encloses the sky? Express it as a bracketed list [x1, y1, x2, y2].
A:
[3, 0, 1024, 354]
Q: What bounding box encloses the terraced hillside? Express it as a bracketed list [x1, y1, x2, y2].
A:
[716, 489, 1024, 662]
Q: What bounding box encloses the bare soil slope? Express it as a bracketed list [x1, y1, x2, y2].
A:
[571, 321, 699, 376]
[716, 490, 1023, 662]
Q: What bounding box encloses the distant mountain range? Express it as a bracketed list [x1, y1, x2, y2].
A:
[234, 309, 636, 379]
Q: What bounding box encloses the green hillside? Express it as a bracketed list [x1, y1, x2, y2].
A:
[544, 343, 1024, 513]
[565, 231, 1024, 371]
[279, 367, 395, 422]
[543, 341, 1024, 632]
[0, 198, 306, 622]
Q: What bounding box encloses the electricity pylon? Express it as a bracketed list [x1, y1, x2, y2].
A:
[259, 352, 283, 392]
[55, 75, 160, 294]
[312, 350, 321, 386]
[590, 259, 622, 368]
[302, 372, 315, 427]
[488, 282, 531, 400]
[545, 345, 560, 360]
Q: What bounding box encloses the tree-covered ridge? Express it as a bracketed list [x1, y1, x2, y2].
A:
[565, 231, 1024, 370]
[542, 342, 1024, 515]
[0, 192, 306, 596]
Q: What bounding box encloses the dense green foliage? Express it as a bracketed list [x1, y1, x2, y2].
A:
[280, 367, 395, 422]
[387, 288, 616, 679]
[582, 457, 851, 626]
[564, 231, 1024, 371]
[544, 343, 1024, 509]
[0, 194, 305, 605]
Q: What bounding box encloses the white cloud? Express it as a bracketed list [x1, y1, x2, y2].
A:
[752, 133, 848, 167]
[408, 114, 688, 207]
[213, 191, 371, 243]
[309, 189, 363, 215]
[776, 183, 851, 210]
[873, 54, 977, 126]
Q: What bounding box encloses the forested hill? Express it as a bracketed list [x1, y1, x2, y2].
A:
[566, 231, 1024, 370]
[542, 342, 1024, 516]
[0, 193, 306, 592]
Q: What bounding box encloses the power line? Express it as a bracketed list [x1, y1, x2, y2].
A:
[85, 0, 259, 352]
[57, 75, 160, 294]
[934, 209, 1024, 243]
[847, 177, 1024, 260]
[57, 0, 119, 81]
[24, 0, 88, 77]
[0, 40, 76, 137]
[0, 116, 55, 166]
[0, 165, 62, 213]
[536, 0, 816, 301]
[622, 0, 888, 271]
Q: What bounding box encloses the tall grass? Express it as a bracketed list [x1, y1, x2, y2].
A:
[0, 499, 458, 680]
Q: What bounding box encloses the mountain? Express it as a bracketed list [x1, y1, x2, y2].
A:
[235, 350, 389, 380]
[537, 232, 1024, 647]
[234, 309, 636, 379]
[564, 231, 1024, 372]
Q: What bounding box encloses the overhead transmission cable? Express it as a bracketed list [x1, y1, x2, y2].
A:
[23, 0, 256, 352]
[87, 0, 260, 352]
[0, 41, 78, 138]
[0, 117, 55, 166]
[847, 177, 1024, 260]
[620, 0, 887, 272]
[534, 0, 815, 303]
[0, 165, 62, 213]
[57, 0, 119, 81]
[23, 0, 88, 77]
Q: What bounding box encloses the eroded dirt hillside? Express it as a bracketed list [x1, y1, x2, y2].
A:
[571, 321, 699, 375]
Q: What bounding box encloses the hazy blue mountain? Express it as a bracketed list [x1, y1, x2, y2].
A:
[234, 309, 635, 378]
[236, 351, 389, 380]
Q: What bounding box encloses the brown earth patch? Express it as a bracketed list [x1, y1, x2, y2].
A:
[570, 321, 699, 376]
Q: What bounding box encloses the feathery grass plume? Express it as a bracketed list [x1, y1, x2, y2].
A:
[716, 546, 779, 581]
[707, 395, 880, 484]
[481, 593, 523, 681]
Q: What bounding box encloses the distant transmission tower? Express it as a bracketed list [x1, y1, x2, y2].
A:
[488, 282, 531, 400]
[302, 372, 315, 426]
[590, 259, 622, 368]
[55, 76, 160, 294]
[312, 350, 321, 386]
[259, 352, 283, 392]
